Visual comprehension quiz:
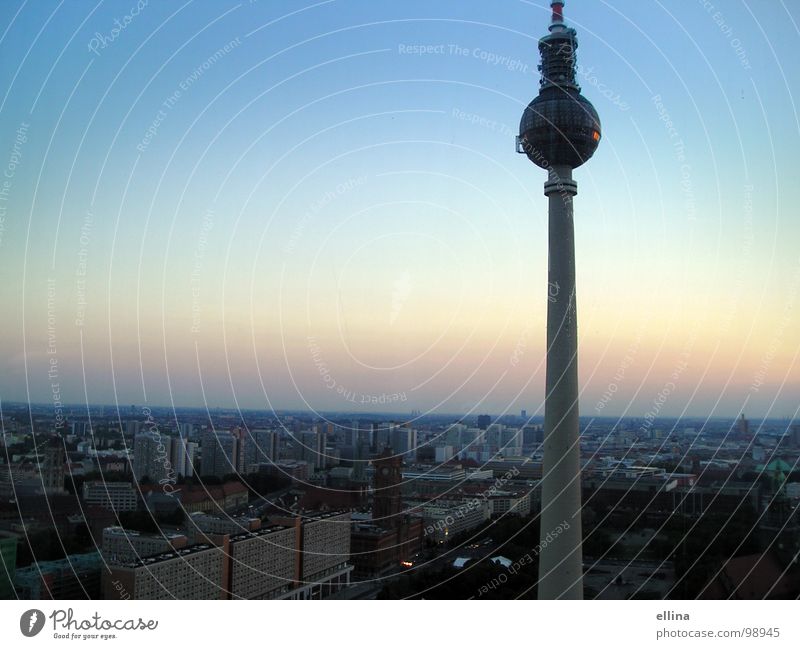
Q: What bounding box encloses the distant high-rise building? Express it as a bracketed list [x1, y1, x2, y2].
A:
[229, 427, 245, 474]
[485, 423, 503, 446]
[390, 426, 417, 459]
[500, 428, 523, 455]
[40, 443, 66, 493]
[738, 413, 750, 437]
[521, 409, 527, 419]
[296, 430, 326, 471]
[70, 421, 88, 437]
[523, 425, 544, 446]
[434, 445, 455, 463]
[169, 435, 197, 478]
[372, 422, 393, 452]
[241, 429, 278, 473]
[170, 436, 186, 477]
[185, 442, 198, 477]
[443, 423, 464, 446]
[344, 420, 360, 447]
[458, 427, 484, 451]
[133, 432, 171, 484]
[201, 431, 237, 478]
[353, 428, 370, 480]
[178, 422, 194, 440]
[264, 429, 279, 461]
[125, 419, 141, 437]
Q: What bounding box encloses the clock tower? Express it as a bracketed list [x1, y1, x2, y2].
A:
[372, 449, 402, 529]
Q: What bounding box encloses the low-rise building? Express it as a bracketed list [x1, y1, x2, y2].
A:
[82, 481, 138, 512]
[423, 499, 491, 543]
[0, 532, 17, 598]
[229, 525, 296, 599]
[487, 489, 532, 516]
[299, 511, 351, 584]
[106, 543, 227, 600]
[187, 512, 261, 538]
[255, 460, 309, 483]
[15, 551, 103, 599]
[139, 480, 248, 513]
[104, 511, 353, 600]
[102, 526, 189, 564]
[350, 513, 423, 579]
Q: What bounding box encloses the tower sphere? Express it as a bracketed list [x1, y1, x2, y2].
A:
[519, 91, 600, 169]
[518, 1, 601, 169]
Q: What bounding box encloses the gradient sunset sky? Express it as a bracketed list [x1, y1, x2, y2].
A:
[0, 0, 798, 419]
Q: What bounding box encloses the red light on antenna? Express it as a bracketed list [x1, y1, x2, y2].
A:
[551, 1, 564, 23]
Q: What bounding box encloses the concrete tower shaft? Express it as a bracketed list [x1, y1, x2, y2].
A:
[516, 1, 600, 600]
[539, 165, 583, 599]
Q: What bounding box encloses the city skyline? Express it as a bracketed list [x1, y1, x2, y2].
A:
[6, 399, 799, 432]
[2, 397, 798, 602]
[1, 1, 799, 419]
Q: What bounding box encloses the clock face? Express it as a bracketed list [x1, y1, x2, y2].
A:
[381, 467, 390, 476]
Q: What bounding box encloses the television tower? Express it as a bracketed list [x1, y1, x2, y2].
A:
[517, 0, 601, 599]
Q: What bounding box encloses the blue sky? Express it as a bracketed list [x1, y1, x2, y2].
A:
[0, 0, 798, 419]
